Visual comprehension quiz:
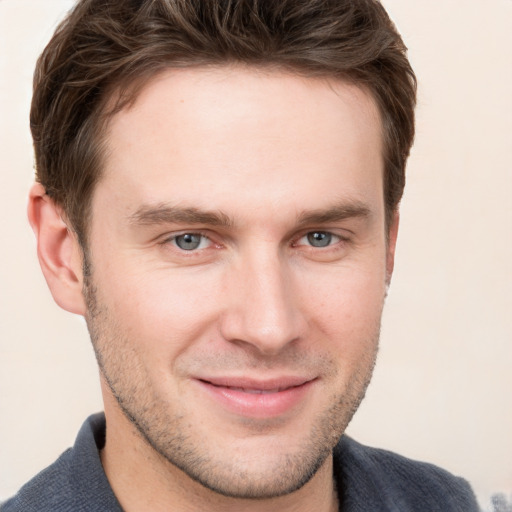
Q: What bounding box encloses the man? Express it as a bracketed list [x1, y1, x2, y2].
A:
[1, 0, 479, 511]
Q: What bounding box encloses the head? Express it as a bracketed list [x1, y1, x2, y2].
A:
[31, 0, 415, 247]
[28, 0, 416, 505]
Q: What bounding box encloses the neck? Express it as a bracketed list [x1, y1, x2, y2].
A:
[101, 395, 338, 512]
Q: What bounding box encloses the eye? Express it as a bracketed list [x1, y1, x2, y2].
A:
[172, 233, 210, 251]
[299, 231, 340, 248]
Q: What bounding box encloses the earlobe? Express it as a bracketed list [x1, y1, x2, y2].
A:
[28, 183, 86, 315]
[386, 210, 400, 285]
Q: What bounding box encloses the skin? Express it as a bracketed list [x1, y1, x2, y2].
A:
[29, 66, 398, 512]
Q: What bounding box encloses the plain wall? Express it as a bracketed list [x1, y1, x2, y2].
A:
[1, 1, 511, 509]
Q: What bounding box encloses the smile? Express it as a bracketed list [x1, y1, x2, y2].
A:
[224, 386, 290, 394]
[195, 377, 317, 418]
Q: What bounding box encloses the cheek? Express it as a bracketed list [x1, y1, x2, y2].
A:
[97, 264, 223, 348]
[301, 264, 386, 346]
[91, 243, 387, 361]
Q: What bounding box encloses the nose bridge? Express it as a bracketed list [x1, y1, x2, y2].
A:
[220, 242, 304, 354]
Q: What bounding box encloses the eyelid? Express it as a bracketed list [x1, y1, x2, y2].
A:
[175, 233, 211, 250]
[157, 228, 350, 253]
[293, 230, 348, 247]
[160, 230, 215, 249]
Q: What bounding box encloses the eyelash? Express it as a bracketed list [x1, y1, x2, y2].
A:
[160, 230, 348, 254]
[160, 231, 216, 253]
[294, 231, 344, 249]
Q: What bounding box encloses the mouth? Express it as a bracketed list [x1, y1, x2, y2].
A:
[194, 376, 316, 418]
[218, 386, 293, 394]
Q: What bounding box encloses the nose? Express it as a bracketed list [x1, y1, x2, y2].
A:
[219, 247, 307, 356]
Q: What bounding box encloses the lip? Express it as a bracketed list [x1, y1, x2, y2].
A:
[194, 376, 317, 419]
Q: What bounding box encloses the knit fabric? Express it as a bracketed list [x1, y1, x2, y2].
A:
[1, 413, 479, 511]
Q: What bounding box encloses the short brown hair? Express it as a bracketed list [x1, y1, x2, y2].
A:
[31, 0, 416, 244]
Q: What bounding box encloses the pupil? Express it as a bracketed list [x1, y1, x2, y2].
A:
[307, 232, 331, 247]
[176, 233, 201, 250]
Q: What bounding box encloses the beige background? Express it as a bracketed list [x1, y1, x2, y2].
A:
[1, 0, 511, 509]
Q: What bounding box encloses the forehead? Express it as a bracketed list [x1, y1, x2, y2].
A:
[98, 66, 384, 222]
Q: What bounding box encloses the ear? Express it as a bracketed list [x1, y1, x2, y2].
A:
[27, 183, 86, 315]
[385, 210, 400, 285]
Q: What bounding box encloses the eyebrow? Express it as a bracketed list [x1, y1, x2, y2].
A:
[128, 199, 372, 229]
[129, 204, 233, 227]
[296, 200, 372, 226]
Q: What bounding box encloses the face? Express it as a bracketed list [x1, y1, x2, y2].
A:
[84, 67, 394, 499]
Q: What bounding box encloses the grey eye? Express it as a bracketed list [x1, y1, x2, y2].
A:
[306, 231, 332, 247]
[174, 233, 203, 250]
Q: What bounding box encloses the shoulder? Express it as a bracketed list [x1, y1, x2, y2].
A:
[0, 449, 75, 512]
[1, 414, 122, 512]
[333, 436, 480, 512]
